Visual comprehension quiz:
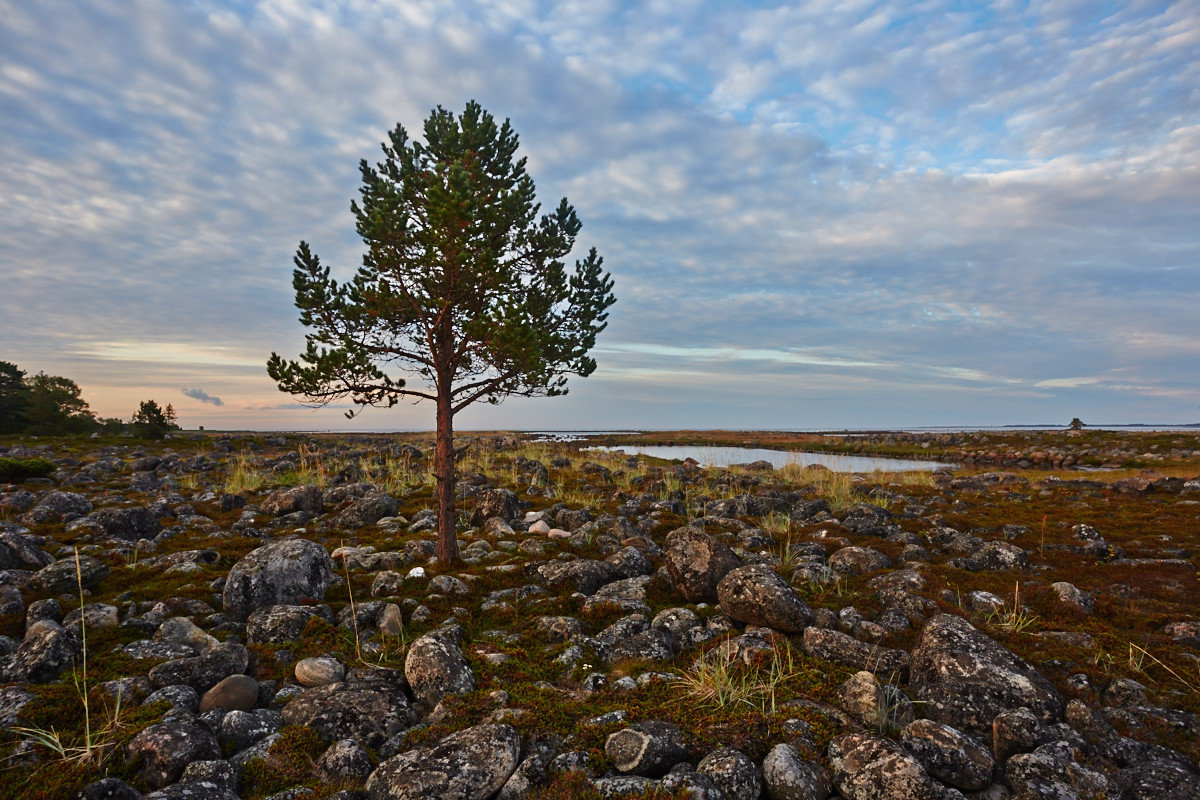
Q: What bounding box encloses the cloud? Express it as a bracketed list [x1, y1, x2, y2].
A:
[0, 0, 1197, 429]
[182, 387, 223, 406]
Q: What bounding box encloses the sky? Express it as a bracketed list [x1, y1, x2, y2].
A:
[1, 0, 1198, 432]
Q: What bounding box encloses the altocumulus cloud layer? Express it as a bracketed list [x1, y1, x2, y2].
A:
[0, 0, 1197, 430]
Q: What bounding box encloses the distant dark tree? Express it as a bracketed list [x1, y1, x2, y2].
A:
[132, 399, 179, 439]
[24, 372, 96, 434]
[268, 101, 616, 564]
[1069, 417, 1084, 431]
[0, 361, 31, 434]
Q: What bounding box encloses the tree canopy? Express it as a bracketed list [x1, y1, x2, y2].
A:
[268, 101, 616, 562]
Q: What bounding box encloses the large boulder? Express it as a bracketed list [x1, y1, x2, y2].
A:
[761, 743, 832, 800]
[470, 489, 522, 526]
[2, 622, 81, 683]
[605, 721, 688, 777]
[801, 627, 910, 676]
[717, 564, 814, 632]
[126, 720, 220, 789]
[282, 680, 414, 749]
[909, 614, 1062, 740]
[0, 531, 54, 570]
[404, 628, 475, 710]
[260, 484, 323, 516]
[20, 491, 92, 525]
[663, 527, 743, 603]
[900, 718, 994, 791]
[246, 604, 331, 646]
[222, 538, 332, 619]
[365, 723, 521, 800]
[827, 732, 946, 800]
[35, 554, 109, 594]
[537, 559, 623, 596]
[148, 641, 249, 694]
[334, 491, 399, 529]
[91, 507, 161, 542]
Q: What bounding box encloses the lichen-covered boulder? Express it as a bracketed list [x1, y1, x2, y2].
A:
[404, 628, 474, 710]
[696, 747, 763, 800]
[283, 680, 414, 749]
[35, 554, 109, 594]
[761, 743, 832, 800]
[91, 506, 161, 542]
[537, 558, 623, 596]
[470, 488, 522, 526]
[0, 530, 54, 570]
[910, 614, 1062, 740]
[663, 527, 743, 603]
[2, 622, 81, 683]
[260, 484, 323, 516]
[335, 491, 399, 529]
[126, 720, 220, 789]
[900, 718, 994, 791]
[148, 641, 249, 694]
[827, 732, 946, 800]
[717, 564, 814, 632]
[222, 538, 332, 620]
[801, 627, 910, 676]
[365, 723, 521, 800]
[605, 721, 688, 777]
[246, 604, 331, 646]
[20, 491, 92, 525]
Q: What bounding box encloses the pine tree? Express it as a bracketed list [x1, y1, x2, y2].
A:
[268, 102, 616, 564]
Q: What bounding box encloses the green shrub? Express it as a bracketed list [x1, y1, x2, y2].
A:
[0, 456, 56, 482]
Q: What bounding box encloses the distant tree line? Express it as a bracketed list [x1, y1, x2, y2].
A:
[0, 361, 180, 439]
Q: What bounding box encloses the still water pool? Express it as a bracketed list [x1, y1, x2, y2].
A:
[585, 444, 956, 472]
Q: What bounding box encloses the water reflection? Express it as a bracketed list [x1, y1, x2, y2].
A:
[584, 445, 955, 472]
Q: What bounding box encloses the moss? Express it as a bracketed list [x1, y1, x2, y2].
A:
[238, 725, 342, 800]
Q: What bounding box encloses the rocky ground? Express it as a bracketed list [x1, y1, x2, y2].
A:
[0, 430, 1197, 800]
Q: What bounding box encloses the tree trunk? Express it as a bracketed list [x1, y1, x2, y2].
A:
[434, 388, 458, 565]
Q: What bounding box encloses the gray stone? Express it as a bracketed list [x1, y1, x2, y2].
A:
[92, 506, 161, 542]
[261, 484, 323, 516]
[827, 732, 946, 800]
[223, 538, 332, 619]
[282, 680, 414, 749]
[3, 621, 81, 683]
[801, 626, 910, 676]
[717, 563, 814, 632]
[296, 656, 345, 687]
[335, 491, 399, 529]
[365, 723, 521, 800]
[77, 778, 143, 800]
[405, 629, 475, 710]
[761, 743, 832, 800]
[697, 747, 763, 800]
[219, 708, 281, 753]
[663, 527, 743, 603]
[470, 489, 522, 526]
[246, 604, 330, 645]
[910, 615, 1063, 740]
[901, 718, 994, 791]
[827, 546, 892, 576]
[605, 720, 688, 777]
[317, 738, 373, 781]
[537, 558, 623, 596]
[148, 641, 249, 694]
[35, 554, 109, 594]
[1006, 740, 1114, 799]
[21, 491, 92, 525]
[127, 720, 220, 789]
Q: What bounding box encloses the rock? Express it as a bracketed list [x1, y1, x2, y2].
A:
[143, 685, 199, 714]
[5, 621, 82, 683]
[261, 484, 323, 516]
[282, 680, 414, 749]
[1006, 740, 1114, 799]
[0, 686, 35, 730]
[696, 747, 763, 800]
[126, 720, 221, 789]
[371, 571, 405, 598]
[910, 614, 1062, 740]
[827, 546, 892, 576]
[199, 674, 259, 713]
[663, 527, 744, 603]
[378, 603, 405, 637]
[1049, 582, 1094, 614]
[148, 641, 250, 694]
[801, 627, 910, 676]
[496, 736, 558, 800]
[35, 554, 109, 594]
[296, 656, 345, 687]
[219, 708, 281, 753]
[77, 778, 143, 799]
[91, 507, 161, 542]
[316, 738, 373, 781]
[174, 759, 240, 797]
[717, 563, 814, 632]
[827, 732, 946, 800]
[537, 559, 623, 596]
[901, 718, 994, 791]
[605, 721, 688, 776]
[405, 629, 475, 710]
[591, 776, 658, 797]
[335, 491, 399, 529]
[0, 530, 54, 570]
[247, 604, 330, 645]
[964, 542, 1030, 572]
[155, 617, 216, 654]
[992, 706, 1046, 763]
[470, 489, 522, 526]
[761, 743, 832, 800]
[223, 538, 332, 619]
[839, 670, 889, 731]
[606, 546, 653, 578]
[21, 491, 92, 525]
[365, 723, 521, 800]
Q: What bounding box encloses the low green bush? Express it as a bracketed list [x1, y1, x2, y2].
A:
[0, 456, 56, 482]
